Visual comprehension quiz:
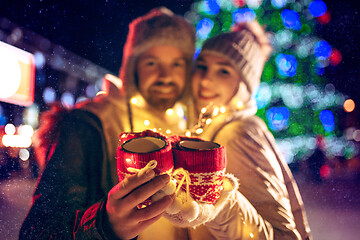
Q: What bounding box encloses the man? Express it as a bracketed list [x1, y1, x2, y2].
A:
[20, 7, 195, 239]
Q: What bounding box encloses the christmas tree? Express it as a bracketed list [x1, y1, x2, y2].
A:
[185, 0, 357, 164]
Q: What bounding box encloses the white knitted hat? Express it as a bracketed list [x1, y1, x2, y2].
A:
[119, 7, 196, 99]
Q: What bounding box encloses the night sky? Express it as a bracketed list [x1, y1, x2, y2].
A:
[1, 0, 359, 105]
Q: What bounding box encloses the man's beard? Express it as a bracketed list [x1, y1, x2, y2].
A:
[146, 83, 183, 111]
[146, 95, 180, 111]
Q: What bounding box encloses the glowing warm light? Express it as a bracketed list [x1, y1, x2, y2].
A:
[96, 91, 107, 96]
[166, 129, 171, 134]
[185, 131, 191, 137]
[250, 232, 254, 238]
[126, 158, 132, 163]
[0, 53, 22, 98]
[343, 99, 355, 113]
[23, 104, 39, 128]
[201, 107, 207, 114]
[0, 41, 35, 107]
[103, 74, 123, 89]
[195, 128, 204, 134]
[18, 125, 34, 137]
[177, 108, 184, 117]
[206, 118, 212, 125]
[5, 123, 16, 135]
[19, 149, 30, 161]
[213, 107, 219, 116]
[144, 120, 150, 126]
[220, 107, 226, 113]
[237, 101, 243, 108]
[131, 97, 138, 104]
[166, 108, 174, 115]
[178, 120, 187, 131]
[2, 135, 32, 148]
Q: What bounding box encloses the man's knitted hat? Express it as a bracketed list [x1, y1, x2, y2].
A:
[119, 7, 195, 98]
[198, 21, 271, 95]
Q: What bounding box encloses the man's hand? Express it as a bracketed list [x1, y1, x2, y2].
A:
[106, 170, 173, 239]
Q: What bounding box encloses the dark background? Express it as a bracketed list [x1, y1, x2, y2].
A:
[0, 0, 359, 105]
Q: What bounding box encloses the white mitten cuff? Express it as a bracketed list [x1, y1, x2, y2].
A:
[163, 173, 239, 228]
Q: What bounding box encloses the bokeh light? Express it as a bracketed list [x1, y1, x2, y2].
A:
[276, 53, 297, 77]
[232, 8, 256, 23]
[43, 87, 56, 104]
[196, 18, 214, 39]
[232, 0, 246, 8]
[308, 0, 327, 17]
[5, 123, 16, 135]
[255, 82, 272, 109]
[202, 0, 220, 15]
[329, 49, 342, 66]
[34, 51, 46, 69]
[343, 99, 355, 113]
[61, 91, 75, 108]
[19, 149, 30, 161]
[319, 109, 335, 132]
[281, 9, 302, 31]
[271, 0, 287, 9]
[246, 0, 263, 9]
[266, 107, 290, 131]
[316, 10, 331, 24]
[280, 84, 304, 109]
[314, 40, 332, 59]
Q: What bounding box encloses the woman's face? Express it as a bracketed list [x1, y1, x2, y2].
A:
[192, 54, 245, 113]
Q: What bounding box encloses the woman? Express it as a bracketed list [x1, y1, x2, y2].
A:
[189, 20, 311, 240]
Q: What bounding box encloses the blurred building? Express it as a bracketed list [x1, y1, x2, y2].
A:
[0, 17, 112, 178]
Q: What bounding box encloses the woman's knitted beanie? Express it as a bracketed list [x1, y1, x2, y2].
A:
[198, 21, 271, 95]
[119, 7, 195, 98]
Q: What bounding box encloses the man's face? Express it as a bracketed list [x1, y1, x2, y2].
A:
[192, 54, 248, 113]
[136, 46, 187, 111]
